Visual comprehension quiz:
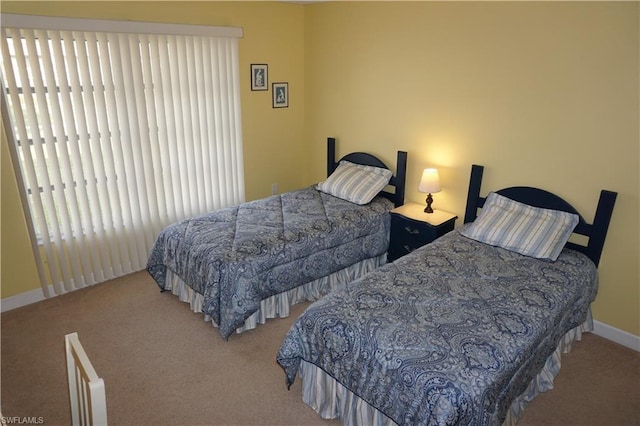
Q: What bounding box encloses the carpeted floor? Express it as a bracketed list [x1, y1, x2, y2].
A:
[2, 271, 639, 425]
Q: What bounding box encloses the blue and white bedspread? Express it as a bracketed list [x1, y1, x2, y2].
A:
[147, 186, 393, 340]
[277, 227, 598, 425]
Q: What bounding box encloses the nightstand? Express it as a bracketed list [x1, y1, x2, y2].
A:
[388, 202, 457, 262]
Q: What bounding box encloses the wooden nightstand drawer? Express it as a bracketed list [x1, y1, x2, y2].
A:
[392, 215, 438, 245]
[388, 203, 457, 262]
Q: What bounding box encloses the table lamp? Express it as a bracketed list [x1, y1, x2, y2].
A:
[418, 168, 441, 213]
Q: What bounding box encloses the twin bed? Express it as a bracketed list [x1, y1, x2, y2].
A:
[147, 141, 617, 424]
[276, 164, 617, 425]
[147, 138, 408, 340]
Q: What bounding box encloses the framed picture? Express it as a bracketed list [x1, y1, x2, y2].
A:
[272, 82, 288, 108]
[250, 64, 268, 91]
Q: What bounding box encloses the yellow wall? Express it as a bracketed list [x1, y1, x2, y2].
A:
[2, 2, 638, 338]
[2, 120, 42, 296]
[304, 1, 639, 336]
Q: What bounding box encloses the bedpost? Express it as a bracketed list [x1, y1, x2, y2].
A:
[394, 151, 408, 207]
[464, 164, 484, 223]
[327, 137, 337, 177]
[587, 189, 617, 267]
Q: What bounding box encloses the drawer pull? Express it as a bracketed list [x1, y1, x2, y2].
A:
[404, 226, 420, 235]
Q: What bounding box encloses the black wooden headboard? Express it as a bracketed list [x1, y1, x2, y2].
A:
[326, 137, 407, 207]
[463, 164, 617, 267]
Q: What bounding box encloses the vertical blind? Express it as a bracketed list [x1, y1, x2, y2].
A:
[1, 15, 245, 296]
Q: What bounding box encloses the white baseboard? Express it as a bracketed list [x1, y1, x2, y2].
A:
[1, 286, 55, 313]
[2, 287, 639, 352]
[593, 320, 640, 352]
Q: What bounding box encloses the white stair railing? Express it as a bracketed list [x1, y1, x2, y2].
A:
[65, 332, 107, 426]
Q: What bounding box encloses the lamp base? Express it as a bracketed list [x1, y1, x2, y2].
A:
[424, 193, 434, 214]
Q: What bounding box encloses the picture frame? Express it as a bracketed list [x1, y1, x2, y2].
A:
[272, 82, 289, 108]
[250, 64, 268, 91]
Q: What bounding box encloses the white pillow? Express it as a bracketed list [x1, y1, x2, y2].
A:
[460, 191, 579, 261]
[317, 160, 392, 205]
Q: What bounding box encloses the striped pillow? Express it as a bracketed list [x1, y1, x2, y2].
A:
[460, 191, 579, 261]
[317, 160, 392, 205]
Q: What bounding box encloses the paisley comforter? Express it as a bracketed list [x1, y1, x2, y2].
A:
[277, 226, 598, 425]
[147, 186, 393, 340]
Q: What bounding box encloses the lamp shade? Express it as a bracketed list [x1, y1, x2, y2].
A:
[419, 168, 441, 194]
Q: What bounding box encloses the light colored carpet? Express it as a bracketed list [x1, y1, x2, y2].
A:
[2, 271, 639, 425]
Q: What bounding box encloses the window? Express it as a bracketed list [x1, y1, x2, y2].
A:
[1, 15, 245, 295]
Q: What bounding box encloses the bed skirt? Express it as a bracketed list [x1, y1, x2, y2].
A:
[297, 310, 594, 426]
[163, 254, 387, 335]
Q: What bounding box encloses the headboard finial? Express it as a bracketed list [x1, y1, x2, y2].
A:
[464, 165, 484, 223]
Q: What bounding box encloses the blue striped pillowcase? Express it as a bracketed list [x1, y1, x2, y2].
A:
[460, 192, 579, 261]
[317, 161, 392, 205]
